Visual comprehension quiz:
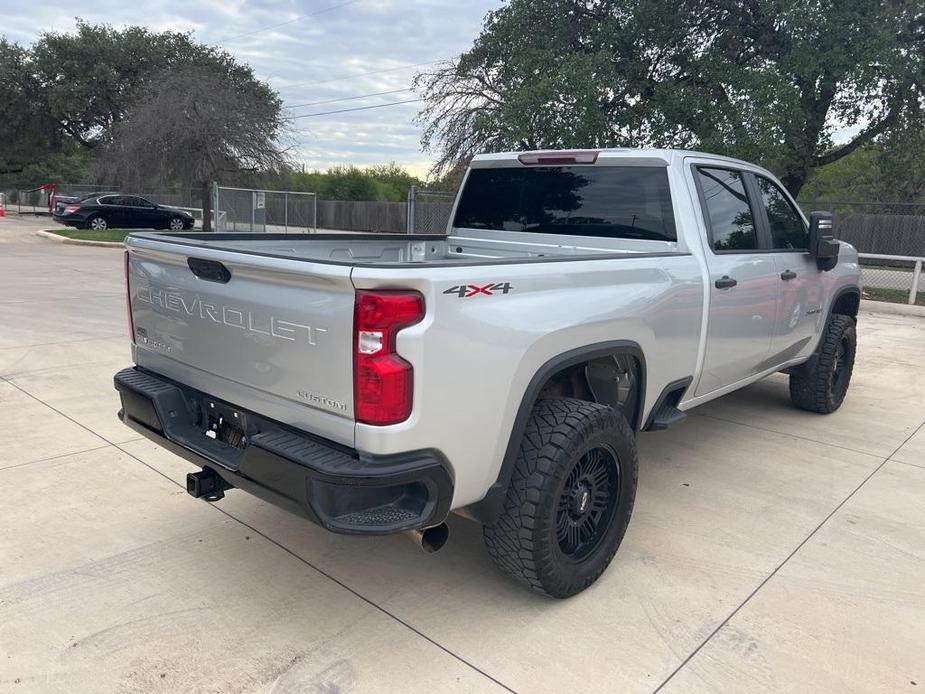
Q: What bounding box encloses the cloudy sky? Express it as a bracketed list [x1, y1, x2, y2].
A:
[2, 0, 501, 176]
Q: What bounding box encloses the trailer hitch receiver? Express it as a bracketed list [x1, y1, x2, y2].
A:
[187, 468, 225, 501]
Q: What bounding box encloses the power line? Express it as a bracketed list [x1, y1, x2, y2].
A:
[288, 88, 412, 109]
[220, 0, 360, 42]
[278, 59, 446, 91]
[289, 98, 423, 122]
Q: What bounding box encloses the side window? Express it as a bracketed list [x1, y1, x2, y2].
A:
[756, 176, 809, 250]
[98, 195, 118, 206]
[696, 168, 758, 252]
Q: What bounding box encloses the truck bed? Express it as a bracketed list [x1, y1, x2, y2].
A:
[127, 231, 679, 266]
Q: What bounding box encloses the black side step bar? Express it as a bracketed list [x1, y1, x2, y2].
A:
[644, 376, 693, 431]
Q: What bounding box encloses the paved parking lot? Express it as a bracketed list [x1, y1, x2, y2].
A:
[2, 214, 923, 693]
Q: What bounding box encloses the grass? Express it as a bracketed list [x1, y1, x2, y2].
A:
[862, 287, 925, 306]
[46, 228, 134, 242]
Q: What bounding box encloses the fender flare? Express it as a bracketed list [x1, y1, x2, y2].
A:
[828, 285, 861, 320]
[468, 340, 645, 524]
[789, 285, 860, 379]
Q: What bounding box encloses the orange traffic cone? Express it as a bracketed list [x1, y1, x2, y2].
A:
[0, 198, 5, 217]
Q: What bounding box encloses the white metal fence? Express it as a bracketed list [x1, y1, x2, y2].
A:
[859, 253, 924, 305]
[407, 186, 455, 234]
[213, 185, 317, 233]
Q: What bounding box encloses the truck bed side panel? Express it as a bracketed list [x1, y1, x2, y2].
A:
[352, 254, 704, 507]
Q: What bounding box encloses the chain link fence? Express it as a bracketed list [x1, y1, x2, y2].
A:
[213, 185, 317, 233]
[858, 254, 925, 306]
[8, 184, 118, 214]
[407, 186, 455, 234]
[4, 183, 201, 216]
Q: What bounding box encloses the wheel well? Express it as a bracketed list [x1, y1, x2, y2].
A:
[832, 289, 860, 319]
[467, 342, 645, 524]
[535, 352, 644, 432]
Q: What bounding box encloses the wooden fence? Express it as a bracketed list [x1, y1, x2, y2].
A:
[317, 199, 455, 234]
[833, 213, 925, 257]
[317, 200, 408, 233]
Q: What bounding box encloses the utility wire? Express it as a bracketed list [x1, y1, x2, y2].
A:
[278, 59, 445, 91]
[221, 0, 360, 42]
[288, 88, 412, 109]
[289, 98, 423, 122]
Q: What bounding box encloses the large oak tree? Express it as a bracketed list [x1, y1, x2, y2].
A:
[2, 21, 285, 211]
[415, 0, 925, 195]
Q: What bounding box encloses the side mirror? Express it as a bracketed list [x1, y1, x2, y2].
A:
[809, 211, 839, 271]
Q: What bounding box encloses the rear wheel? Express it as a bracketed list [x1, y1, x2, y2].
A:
[483, 398, 638, 598]
[789, 314, 856, 413]
[87, 215, 108, 231]
[168, 216, 185, 230]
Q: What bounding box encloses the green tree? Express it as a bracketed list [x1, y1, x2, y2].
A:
[0, 40, 59, 179]
[800, 127, 925, 204]
[30, 21, 268, 149]
[284, 164, 423, 201]
[1, 20, 281, 189]
[416, 0, 925, 195]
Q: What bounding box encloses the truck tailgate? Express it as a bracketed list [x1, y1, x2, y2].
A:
[126, 239, 356, 444]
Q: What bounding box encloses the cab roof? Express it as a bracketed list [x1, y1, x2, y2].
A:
[469, 148, 762, 171]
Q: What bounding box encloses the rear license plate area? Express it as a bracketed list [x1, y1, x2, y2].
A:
[201, 398, 248, 450]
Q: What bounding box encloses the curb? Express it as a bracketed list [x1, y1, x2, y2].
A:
[860, 299, 925, 319]
[35, 230, 124, 248]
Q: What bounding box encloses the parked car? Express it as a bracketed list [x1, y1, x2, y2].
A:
[52, 192, 118, 216]
[54, 194, 194, 231]
[114, 148, 860, 598]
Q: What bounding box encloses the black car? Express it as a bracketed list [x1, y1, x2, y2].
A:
[53, 194, 195, 231]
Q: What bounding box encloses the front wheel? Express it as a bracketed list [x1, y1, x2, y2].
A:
[789, 314, 857, 413]
[483, 398, 638, 598]
[168, 216, 185, 230]
[87, 215, 108, 231]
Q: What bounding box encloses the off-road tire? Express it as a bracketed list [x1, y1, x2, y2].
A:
[789, 314, 856, 414]
[483, 398, 638, 598]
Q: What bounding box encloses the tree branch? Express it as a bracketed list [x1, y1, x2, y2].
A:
[814, 107, 901, 167]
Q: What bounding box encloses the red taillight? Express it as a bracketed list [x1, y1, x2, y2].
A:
[354, 290, 425, 425]
[124, 251, 136, 344]
[63, 204, 80, 214]
[517, 151, 599, 165]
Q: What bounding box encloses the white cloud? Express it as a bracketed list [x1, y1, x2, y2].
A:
[3, 0, 500, 175]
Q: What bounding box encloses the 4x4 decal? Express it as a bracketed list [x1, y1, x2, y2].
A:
[443, 282, 513, 298]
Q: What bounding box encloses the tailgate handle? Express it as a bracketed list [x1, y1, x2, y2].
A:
[188, 258, 231, 283]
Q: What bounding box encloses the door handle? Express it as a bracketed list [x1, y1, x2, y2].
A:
[780, 270, 797, 281]
[714, 275, 738, 289]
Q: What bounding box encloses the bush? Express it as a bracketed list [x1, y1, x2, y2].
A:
[284, 164, 423, 202]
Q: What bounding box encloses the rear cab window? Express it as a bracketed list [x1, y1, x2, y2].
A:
[453, 166, 677, 241]
[694, 167, 758, 252]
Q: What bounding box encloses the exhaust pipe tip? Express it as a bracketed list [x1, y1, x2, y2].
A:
[406, 523, 449, 553]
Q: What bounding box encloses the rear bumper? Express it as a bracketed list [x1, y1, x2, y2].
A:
[52, 215, 82, 228]
[114, 366, 453, 535]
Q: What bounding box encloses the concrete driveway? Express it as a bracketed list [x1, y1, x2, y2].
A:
[1, 215, 923, 694]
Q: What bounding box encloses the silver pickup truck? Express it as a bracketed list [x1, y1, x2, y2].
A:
[114, 148, 861, 598]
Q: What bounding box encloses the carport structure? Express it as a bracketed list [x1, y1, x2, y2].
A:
[1, 213, 923, 693]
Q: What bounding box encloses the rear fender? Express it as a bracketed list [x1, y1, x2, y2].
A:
[468, 340, 645, 523]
